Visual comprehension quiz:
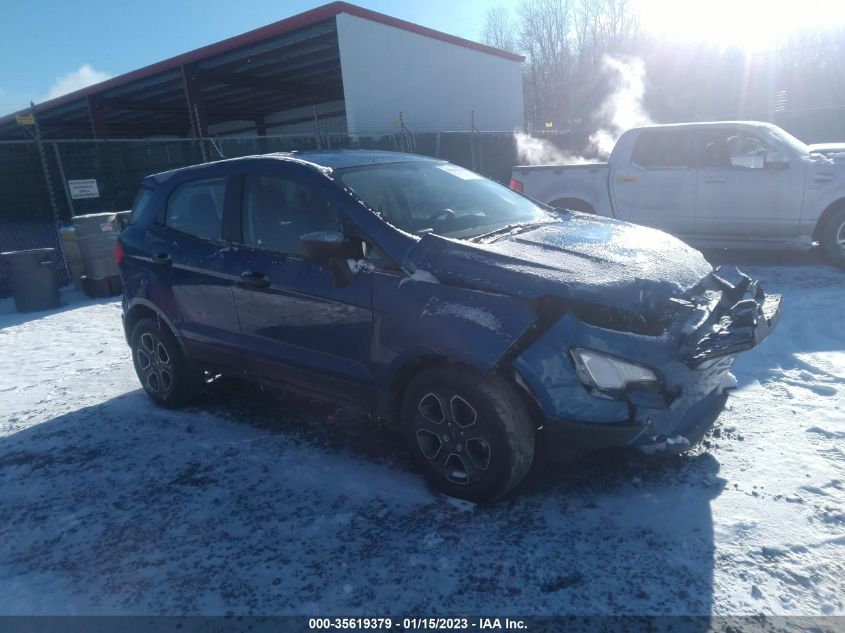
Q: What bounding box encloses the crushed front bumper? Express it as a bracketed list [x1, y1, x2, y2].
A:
[512, 266, 781, 458]
[680, 266, 782, 366]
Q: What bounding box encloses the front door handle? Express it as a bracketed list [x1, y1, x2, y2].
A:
[703, 177, 727, 183]
[240, 271, 271, 288]
[152, 253, 172, 266]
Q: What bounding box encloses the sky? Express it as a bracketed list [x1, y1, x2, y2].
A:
[2, 0, 845, 116]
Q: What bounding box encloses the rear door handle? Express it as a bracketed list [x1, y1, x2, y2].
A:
[703, 177, 727, 183]
[240, 271, 271, 288]
[152, 253, 172, 266]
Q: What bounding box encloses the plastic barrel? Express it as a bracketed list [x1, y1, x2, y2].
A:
[0, 248, 61, 313]
[72, 211, 129, 279]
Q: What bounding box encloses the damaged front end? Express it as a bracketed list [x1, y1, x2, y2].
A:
[510, 265, 781, 458]
[677, 266, 782, 366]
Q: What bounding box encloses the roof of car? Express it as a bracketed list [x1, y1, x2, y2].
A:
[147, 149, 437, 184]
[288, 149, 439, 169]
[631, 121, 776, 132]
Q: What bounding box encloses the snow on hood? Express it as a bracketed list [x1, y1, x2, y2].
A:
[404, 214, 712, 313]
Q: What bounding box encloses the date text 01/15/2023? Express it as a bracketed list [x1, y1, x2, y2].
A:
[308, 617, 527, 630]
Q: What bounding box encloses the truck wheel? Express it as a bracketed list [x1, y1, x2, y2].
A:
[821, 207, 845, 268]
[401, 365, 535, 502]
[130, 317, 204, 407]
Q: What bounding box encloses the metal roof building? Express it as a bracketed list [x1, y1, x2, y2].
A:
[0, 2, 524, 140]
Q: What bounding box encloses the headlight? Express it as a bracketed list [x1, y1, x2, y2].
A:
[570, 348, 659, 390]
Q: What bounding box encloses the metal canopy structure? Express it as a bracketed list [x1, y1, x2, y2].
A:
[0, 2, 521, 141]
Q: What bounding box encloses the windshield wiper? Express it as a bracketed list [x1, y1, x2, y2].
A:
[468, 219, 559, 243]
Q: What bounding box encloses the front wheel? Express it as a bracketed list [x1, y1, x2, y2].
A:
[401, 366, 535, 502]
[820, 207, 845, 268]
[130, 317, 203, 407]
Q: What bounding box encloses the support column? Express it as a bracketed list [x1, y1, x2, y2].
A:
[181, 64, 208, 161]
[87, 96, 108, 139]
[255, 116, 267, 154]
[181, 64, 208, 137]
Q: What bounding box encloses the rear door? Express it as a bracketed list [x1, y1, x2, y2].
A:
[229, 166, 375, 406]
[693, 127, 803, 238]
[144, 175, 241, 369]
[609, 128, 696, 235]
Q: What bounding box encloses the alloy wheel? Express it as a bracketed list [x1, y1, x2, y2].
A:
[135, 331, 174, 396]
[414, 391, 492, 485]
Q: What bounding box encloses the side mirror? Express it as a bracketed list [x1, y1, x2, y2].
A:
[764, 151, 788, 170]
[299, 231, 353, 264]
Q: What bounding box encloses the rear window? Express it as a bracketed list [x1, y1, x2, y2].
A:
[631, 130, 692, 168]
[165, 178, 227, 241]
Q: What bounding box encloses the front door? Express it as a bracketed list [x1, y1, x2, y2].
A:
[230, 169, 375, 406]
[694, 128, 803, 238]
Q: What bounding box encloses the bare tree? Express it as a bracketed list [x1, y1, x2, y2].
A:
[575, 0, 639, 72]
[481, 6, 519, 53]
[517, 0, 574, 126]
[513, 0, 640, 128]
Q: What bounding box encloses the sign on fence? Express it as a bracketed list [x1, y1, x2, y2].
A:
[15, 114, 35, 126]
[68, 179, 99, 199]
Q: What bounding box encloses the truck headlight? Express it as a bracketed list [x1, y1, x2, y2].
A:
[570, 348, 659, 390]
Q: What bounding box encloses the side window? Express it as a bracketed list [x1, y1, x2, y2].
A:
[698, 131, 770, 169]
[631, 130, 692, 169]
[165, 178, 226, 240]
[129, 188, 155, 225]
[727, 133, 769, 169]
[242, 174, 339, 255]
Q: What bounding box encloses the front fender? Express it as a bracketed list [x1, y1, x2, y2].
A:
[372, 271, 537, 383]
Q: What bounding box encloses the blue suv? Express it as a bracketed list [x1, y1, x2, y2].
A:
[118, 150, 780, 501]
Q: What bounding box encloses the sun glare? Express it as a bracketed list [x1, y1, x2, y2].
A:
[635, 0, 845, 52]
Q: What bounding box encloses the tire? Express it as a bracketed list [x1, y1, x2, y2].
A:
[820, 206, 845, 268]
[130, 317, 204, 407]
[401, 365, 535, 502]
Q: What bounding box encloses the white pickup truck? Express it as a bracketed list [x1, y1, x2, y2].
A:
[510, 121, 845, 266]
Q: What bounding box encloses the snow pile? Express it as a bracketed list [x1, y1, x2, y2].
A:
[0, 263, 843, 616]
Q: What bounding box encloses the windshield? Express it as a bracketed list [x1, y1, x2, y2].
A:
[335, 161, 549, 239]
[764, 124, 811, 156]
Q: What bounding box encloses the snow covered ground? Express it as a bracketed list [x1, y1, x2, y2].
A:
[0, 262, 842, 616]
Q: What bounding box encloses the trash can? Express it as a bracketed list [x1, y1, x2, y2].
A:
[0, 248, 61, 313]
[72, 212, 127, 278]
[72, 211, 130, 298]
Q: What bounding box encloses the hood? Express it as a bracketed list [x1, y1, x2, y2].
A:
[404, 213, 712, 314]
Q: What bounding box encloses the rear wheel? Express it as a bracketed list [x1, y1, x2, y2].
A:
[401, 365, 535, 502]
[130, 317, 203, 407]
[820, 207, 845, 268]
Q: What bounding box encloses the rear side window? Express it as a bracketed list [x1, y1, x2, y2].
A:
[129, 188, 155, 225]
[632, 130, 692, 169]
[165, 177, 227, 240]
